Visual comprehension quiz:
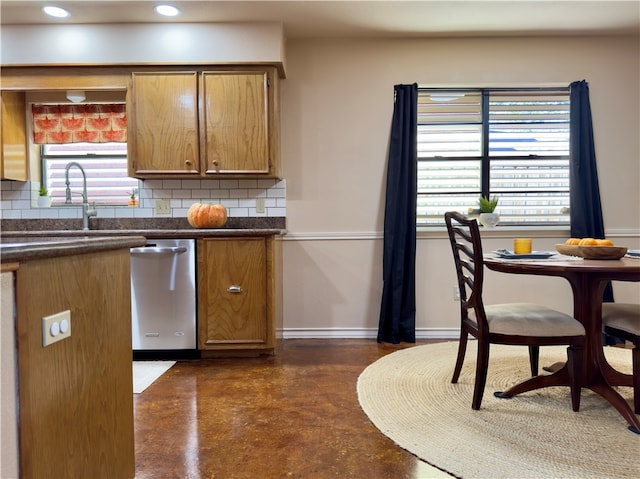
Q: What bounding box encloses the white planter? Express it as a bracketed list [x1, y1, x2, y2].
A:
[37, 195, 52, 207]
[479, 212, 499, 228]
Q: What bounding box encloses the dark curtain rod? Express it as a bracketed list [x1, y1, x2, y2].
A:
[419, 86, 569, 92]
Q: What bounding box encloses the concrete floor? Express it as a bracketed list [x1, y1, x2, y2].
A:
[133, 338, 453, 479]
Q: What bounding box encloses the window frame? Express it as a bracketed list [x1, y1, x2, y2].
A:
[40, 142, 139, 207]
[417, 86, 571, 228]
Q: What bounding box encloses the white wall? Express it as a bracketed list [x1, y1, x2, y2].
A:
[2, 26, 639, 338]
[0, 23, 286, 70]
[281, 35, 640, 338]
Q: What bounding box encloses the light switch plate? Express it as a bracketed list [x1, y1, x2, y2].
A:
[42, 310, 71, 347]
[256, 198, 266, 214]
[155, 199, 170, 214]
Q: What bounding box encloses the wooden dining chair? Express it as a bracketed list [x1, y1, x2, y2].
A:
[602, 303, 640, 413]
[444, 211, 586, 410]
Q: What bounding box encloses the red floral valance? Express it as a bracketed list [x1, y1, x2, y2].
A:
[32, 104, 127, 144]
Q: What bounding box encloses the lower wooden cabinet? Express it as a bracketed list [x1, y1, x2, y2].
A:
[12, 249, 135, 479]
[197, 236, 281, 355]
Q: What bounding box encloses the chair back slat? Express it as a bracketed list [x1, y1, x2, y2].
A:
[445, 211, 487, 328]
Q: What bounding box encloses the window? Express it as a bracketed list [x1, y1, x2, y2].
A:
[41, 143, 139, 206]
[417, 87, 570, 226]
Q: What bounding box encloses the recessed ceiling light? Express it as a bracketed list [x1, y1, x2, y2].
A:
[154, 5, 181, 17]
[42, 6, 70, 18]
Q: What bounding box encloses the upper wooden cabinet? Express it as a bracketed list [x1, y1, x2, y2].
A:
[128, 72, 200, 176]
[128, 68, 279, 178]
[1, 91, 28, 181]
[203, 71, 269, 174]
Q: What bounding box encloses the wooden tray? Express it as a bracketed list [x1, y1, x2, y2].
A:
[555, 244, 581, 257]
[578, 245, 627, 260]
[555, 244, 628, 260]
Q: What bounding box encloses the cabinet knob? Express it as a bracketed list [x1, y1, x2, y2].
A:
[227, 285, 243, 294]
[212, 160, 219, 166]
[185, 160, 192, 166]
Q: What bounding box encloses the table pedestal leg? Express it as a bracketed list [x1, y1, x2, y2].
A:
[495, 357, 640, 434]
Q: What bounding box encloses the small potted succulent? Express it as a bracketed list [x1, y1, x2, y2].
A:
[37, 185, 52, 207]
[478, 195, 499, 228]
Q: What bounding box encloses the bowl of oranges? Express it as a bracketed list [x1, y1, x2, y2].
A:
[556, 238, 627, 260]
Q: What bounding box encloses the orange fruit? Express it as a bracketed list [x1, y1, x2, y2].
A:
[565, 238, 581, 245]
[578, 238, 597, 246]
[595, 239, 614, 246]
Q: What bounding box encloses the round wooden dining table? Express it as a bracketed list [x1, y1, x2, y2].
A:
[484, 255, 640, 433]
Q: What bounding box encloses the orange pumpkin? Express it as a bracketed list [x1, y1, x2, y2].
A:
[187, 203, 227, 228]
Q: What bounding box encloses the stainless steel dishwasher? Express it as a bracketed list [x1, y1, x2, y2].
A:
[130, 239, 196, 357]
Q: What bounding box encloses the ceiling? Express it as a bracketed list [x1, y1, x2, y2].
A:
[1, 0, 639, 39]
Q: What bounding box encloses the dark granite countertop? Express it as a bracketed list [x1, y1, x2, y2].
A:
[1, 228, 285, 239]
[0, 235, 147, 264]
[1, 217, 286, 234]
[0, 218, 286, 264]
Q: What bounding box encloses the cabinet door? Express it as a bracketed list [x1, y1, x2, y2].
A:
[198, 238, 268, 349]
[1, 91, 28, 181]
[129, 72, 200, 176]
[201, 71, 270, 175]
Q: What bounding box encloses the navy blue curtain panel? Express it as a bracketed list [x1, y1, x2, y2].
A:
[569, 80, 614, 303]
[377, 84, 418, 344]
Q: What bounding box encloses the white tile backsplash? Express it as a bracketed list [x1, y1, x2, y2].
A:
[0, 178, 286, 220]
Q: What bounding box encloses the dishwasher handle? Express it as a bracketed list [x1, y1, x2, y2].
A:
[130, 246, 188, 255]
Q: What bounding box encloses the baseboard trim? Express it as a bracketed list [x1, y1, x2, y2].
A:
[280, 328, 459, 340]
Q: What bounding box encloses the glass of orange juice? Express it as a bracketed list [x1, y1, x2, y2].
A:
[514, 238, 532, 254]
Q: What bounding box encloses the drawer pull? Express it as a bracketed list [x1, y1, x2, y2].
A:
[227, 285, 243, 293]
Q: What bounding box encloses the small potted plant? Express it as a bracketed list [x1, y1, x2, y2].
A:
[37, 185, 52, 207]
[127, 188, 139, 206]
[478, 195, 499, 228]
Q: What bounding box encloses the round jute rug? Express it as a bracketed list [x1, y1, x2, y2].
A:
[357, 341, 639, 479]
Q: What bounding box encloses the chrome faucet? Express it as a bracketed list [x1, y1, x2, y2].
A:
[64, 161, 97, 231]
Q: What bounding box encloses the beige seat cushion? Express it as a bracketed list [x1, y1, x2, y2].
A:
[602, 303, 640, 336]
[469, 303, 585, 337]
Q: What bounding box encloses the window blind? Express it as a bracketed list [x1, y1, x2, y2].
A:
[417, 88, 570, 226]
[42, 143, 139, 206]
